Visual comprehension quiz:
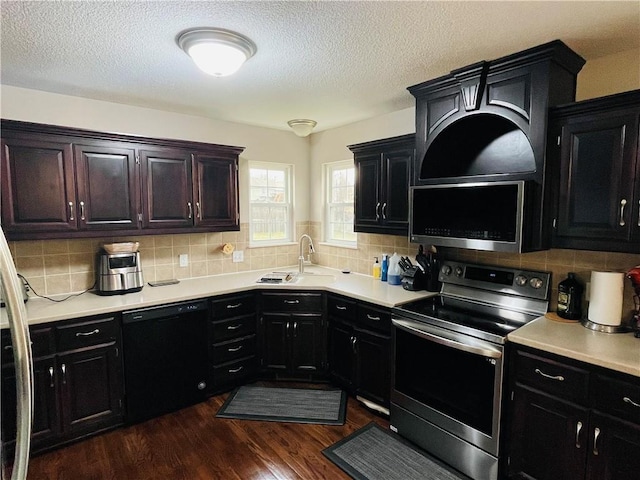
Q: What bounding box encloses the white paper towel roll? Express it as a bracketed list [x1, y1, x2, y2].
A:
[588, 271, 624, 326]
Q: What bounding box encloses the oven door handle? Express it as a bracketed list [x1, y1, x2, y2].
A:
[392, 318, 502, 359]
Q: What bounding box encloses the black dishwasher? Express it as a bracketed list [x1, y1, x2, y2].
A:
[122, 300, 208, 424]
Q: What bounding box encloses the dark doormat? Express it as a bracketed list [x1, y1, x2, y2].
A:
[323, 423, 471, 480]
[216, 385, 347, 425]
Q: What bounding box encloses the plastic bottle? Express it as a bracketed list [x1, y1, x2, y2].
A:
[372, 257, 381, 279]
[388, 252, 402, 285]
[381, 254, 388, 282]
[557, 272, 583, 320]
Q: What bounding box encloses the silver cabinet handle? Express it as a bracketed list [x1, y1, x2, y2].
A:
[49, 366, 55, 388]
[61, 363, 66, 385]
[68, 201, 75, 221]
[228, 345, 243, 353]
[293, 321, 298, 337]
[575, 421, 583, 448]
[619, 199, 627, 226]
[228, 366, 244, 374]
[79, 201, 85, 221]
[286, 321, 290, 337]
[367, 314, 381, 321]
[75, 328, 99, 337]
[196, 202, 201, 220]
[593, 427, 601, 455]
[351, 336, 357, 354]
[375, 202, 381, 221]
[382, 202, 387, 219]
[284, 299, 299, 304]
[226, 324, 243, 330]
[623, 396, 640, 408]
[226, 303, 242, 309]
[187, 202, 193, 219]
[534, 368, 565, 381]
[336, 305, 347, 310]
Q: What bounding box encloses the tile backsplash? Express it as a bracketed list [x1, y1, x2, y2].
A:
[10, 222, 640, 320]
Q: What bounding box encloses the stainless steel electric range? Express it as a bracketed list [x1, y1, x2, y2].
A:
[390, 261, 551, 480]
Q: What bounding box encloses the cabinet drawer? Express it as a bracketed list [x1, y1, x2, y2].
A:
[210, 293, 255, 319]
[211, 335, 256, 365]
[357, 304, 391, 334]
[327, 295, 357, 321]
[514, 350, 590, 404]
[212, 356, 257, 387]
[261, 292, 322, 312]
[210, 314, 256, 342]
[56, 317, 119, 351]
[1, 327, 55, 363]
[593, 373, 640, 424]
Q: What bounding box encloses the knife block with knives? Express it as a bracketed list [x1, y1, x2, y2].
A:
[399, 246, 442, 292]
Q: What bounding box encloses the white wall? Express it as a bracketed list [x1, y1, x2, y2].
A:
[0, 85, 312, 223]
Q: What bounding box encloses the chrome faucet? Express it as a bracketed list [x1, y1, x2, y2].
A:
[298, 234, 315, 273]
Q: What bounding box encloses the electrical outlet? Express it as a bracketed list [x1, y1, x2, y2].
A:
[232, 250, 244, 263]
[179, 254, 188, 267]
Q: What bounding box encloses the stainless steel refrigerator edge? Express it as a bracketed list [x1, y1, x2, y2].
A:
[0, 227, 34, 480]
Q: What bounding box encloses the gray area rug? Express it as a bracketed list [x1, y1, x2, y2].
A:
[323, 423, 471, 480]
[216, 385, 347, 425]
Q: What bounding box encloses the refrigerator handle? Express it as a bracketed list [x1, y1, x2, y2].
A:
[0, 227, 33, 480]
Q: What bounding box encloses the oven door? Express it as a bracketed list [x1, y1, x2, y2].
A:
[391, 317, 504, 455]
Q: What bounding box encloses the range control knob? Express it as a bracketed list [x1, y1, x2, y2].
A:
[455, 266, 464, 277]
[529, 277, 544, 289]
[441, 265, 452, 276]
[515, 275, 528, 287]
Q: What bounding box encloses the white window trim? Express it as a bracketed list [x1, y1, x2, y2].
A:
[324, 160, 356, 247]
[248, 161, 294, 247]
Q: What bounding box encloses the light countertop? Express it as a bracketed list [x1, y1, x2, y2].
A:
[0, 265, 434, 328]
[508, 316, 640, 377]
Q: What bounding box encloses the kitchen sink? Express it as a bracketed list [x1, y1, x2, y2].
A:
[256, 270, 336, 286]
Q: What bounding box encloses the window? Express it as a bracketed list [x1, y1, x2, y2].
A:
[249, 162, 293, 245]
[325, 161, 356, 245]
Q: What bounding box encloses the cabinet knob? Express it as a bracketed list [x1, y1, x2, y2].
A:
[68, 202, 75, 221]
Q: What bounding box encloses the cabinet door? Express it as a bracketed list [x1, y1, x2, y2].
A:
[193, 154, 239, 229]
[290, 313, 324, 374]
[58, 345, 123, 438]
[354, 328, 391, 407]
[586, 413, 640, 480]
[261, 313, 289, 372]
[140, 148, 193, 228]
[327, 320, 354, 389]
[74, 143, 139, 231]
[1, 136, 76, 233]
[507, 385, 588, 480]
[381, 149, 411, 230]
[556, 113, 638, 242]
[354, 153, 381, 230]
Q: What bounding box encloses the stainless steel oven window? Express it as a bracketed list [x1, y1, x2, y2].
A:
[391, 317, 504, 454]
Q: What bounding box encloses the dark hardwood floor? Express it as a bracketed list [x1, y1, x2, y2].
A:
[25, 386, 389, 479]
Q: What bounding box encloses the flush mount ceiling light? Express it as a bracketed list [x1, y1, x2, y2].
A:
[177, 28, 256, 77]
[287, 119, 317, 137]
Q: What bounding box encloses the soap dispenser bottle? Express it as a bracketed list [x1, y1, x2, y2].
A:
[372, 257, 381, 279]
[381, 254, 388, 282]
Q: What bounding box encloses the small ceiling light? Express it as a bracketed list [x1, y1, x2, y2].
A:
[177, 28, 256, 77]
[287, 119, 317, 137]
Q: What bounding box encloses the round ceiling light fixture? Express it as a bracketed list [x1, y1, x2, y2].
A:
[287, 119, 317, 137]
[177, 28, 257, 77]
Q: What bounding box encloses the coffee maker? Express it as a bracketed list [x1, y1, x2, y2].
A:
[97, 251, 144, 295]
[626, 266, 640, 337]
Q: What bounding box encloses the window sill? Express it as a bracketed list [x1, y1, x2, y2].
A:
[319, 241, 358, 250]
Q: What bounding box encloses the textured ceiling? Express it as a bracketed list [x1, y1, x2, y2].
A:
[1, 1, 639, 132]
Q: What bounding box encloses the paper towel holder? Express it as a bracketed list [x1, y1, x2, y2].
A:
[580, 318, 632, 334]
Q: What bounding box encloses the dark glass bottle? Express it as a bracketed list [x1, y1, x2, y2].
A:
[557, 272, 583, 320]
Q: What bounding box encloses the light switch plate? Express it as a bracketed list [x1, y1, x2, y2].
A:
[232, 251, 244, 263]
[179, 254, 188, 267]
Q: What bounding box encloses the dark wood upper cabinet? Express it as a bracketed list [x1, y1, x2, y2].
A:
[1, 134, 76, 233]
[0, 120, 244, 240]
[193, 153, 239, 229]
[349, 134, 413, 236]
[74, 143, 139, 231]
[140, 148, 193, 229]
[549, 90, 640, 253]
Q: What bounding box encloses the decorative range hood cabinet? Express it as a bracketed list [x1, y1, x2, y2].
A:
[407, 40, 585, 252]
